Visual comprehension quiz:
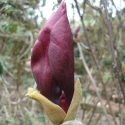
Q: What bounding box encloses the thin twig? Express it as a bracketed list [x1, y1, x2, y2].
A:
[110, 0, 125, 31]
[3, 83, 12, 116]
[77, 43, 112, 125]
[102, 0, 125, 102]
[74, 0, 99, 71]
[2, 64, 16, 80]
[87, 101, 99, 125]
[120, 99, 124, 125]
[0, 32, 24, 38]
[17, 32, 33, 61]
[3, 106, 9, 118]
[74, 0, 117, 124]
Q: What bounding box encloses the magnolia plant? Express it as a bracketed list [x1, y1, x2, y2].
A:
[26, 2, 83, 125]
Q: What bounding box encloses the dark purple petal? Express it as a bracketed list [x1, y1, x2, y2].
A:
[48, 13, 74, 106]
[31, 2, 74, 112]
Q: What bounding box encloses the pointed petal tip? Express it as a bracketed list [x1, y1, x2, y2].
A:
[58, 0, 66, 14]
[76, 78, 80, 81]
[64, 79, 82, 122]
[25, 93, 29, 97]
[25, 88, 40, 98]
[76, 78, 81, 86]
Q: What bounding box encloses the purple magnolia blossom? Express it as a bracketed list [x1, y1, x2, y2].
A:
[31, 2, 74, 112]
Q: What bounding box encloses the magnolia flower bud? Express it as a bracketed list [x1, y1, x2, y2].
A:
[31, 2, 74, 112]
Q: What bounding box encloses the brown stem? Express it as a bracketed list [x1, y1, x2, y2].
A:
[102, 0, 125, 102]
[77, 43, 112, 125]
[74, 1, 118, 124]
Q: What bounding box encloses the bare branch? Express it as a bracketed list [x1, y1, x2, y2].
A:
[102, 0, 125, 102]
[77, 43, 112, 125]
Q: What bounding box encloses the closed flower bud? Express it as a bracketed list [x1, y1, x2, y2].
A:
[31, 2, 74, 112]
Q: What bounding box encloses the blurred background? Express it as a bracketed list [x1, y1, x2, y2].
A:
[0, 0, 125, 125]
